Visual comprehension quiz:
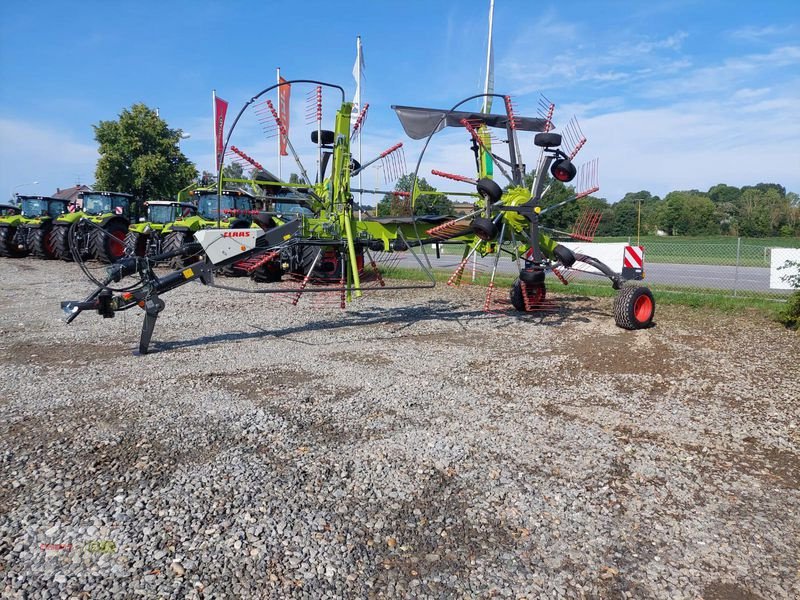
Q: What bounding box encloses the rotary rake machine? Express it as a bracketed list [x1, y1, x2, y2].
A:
[61, 80, 654, 355]
[393, 92, 655, 322]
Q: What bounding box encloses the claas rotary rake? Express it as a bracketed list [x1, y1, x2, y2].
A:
[62, 80, 655, 354]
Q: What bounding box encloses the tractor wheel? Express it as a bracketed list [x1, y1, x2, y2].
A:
[509, 278, 546, 311]
[0, 227, 27, 257]
[613, 285, 655, 330]
[51, 225, 73, 261]
[92, 222, 128, 263]
[124, 231, 147, 257]
[162, 230, 197, 269]
[29, 227, 58, 259]
[0, 227, 13, 257]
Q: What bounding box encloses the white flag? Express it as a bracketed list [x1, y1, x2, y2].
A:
[352, 36, 365, 113]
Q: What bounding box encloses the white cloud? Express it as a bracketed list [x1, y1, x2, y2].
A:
[0, 119, 98, 197]
[577, 99, 800, 201]
[728, 24, 796, 41]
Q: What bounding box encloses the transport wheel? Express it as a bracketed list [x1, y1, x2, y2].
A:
[613, 285, 655, 329]
[471, 217, 498, 241]
[510, 278, 546, 311]
[476, 178, 503, 204]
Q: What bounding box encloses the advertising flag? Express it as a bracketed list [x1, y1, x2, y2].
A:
[214, 93, 229, 170]
[279, 76, 290, 157]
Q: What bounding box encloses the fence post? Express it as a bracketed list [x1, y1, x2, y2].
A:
[733, 237, 741, 297]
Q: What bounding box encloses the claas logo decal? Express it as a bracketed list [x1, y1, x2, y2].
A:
[222, 231, 251, 238]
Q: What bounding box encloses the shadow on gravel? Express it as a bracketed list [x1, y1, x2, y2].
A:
[148, 297, 605, 354]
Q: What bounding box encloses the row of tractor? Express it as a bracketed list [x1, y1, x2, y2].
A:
[0, 188, 267, 267]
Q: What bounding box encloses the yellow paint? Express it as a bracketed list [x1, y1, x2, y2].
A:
[182, 268, 194, 279]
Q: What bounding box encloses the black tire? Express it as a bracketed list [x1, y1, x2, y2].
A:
[91, 221, 129, 263]
[553, 244, 576, 267]
[509, 278, 546, 311]
[124, 231, 147, 257]
[472, 217, 498, 241]
[476, 178, 502, 204]
[534, 132, 562, 148]
[613, 286, 655, 330]
[0, 227, 13, 257]
[28, 226, 57, 258]
[251, 265, 283, 283]
[519, 267, 545, 284]
[162, 230, 197, 269]
[51, 225, 73, 261]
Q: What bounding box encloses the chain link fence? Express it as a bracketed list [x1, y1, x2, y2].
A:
[429, 237, 800, 300]
[623, 238, 799, 299]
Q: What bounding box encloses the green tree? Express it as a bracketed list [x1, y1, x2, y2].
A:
[377, 174, 452, 216]
[707, 183, 740, 205]
[607, 191, 660, 237]
[658, 191, 717, 235]
[94, 103, 197, 199]
[221, 162, 244, 190]
[198, 170, 216, 187]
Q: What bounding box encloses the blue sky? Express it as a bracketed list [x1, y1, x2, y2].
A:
[1, 0, 798, 204]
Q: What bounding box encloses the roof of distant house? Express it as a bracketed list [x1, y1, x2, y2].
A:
[52, 184, 92, 202]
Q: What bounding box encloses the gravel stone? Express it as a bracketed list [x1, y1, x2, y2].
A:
[0, 258, 798, 599]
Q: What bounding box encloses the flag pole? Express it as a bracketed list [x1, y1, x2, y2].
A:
[276, 67, 282, 180]
[355, 36, 363, 220]
[212, 89, 217, 175]
[482, 0, 495, 113]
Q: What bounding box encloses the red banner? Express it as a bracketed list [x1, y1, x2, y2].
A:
[214, 95, 229, 170]
[278, 77, 290, 157]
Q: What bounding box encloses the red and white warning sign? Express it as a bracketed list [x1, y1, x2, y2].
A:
[622, 245, 645, 280]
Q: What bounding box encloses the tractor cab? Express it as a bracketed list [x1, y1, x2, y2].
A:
[143, 201, 197, 224]
[271, 189, 317, 218]
[195, 190, 254, 221]
[80, 192, 133, 217]
[15, 196, 73, 259]
[19, 196, 70, 219]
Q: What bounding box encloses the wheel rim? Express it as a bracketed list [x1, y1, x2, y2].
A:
[633, 294, 653, 323]
[108, 230, 126, 259]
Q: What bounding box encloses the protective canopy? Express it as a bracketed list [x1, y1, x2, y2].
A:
[392, 105, 549, 140]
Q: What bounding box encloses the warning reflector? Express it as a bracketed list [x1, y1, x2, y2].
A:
[622, 245, 644, 280]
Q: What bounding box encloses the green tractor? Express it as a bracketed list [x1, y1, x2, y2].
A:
[160, 189, 257, 267]
[16, 196, 73, 258]
[0, 202, 26, 257]
[0, 204, 20, 217]
[125, 200, 197, 258]
[51, 191, 139, 263]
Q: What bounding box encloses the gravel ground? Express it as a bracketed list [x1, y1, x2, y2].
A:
[1, 257, 798, 600]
